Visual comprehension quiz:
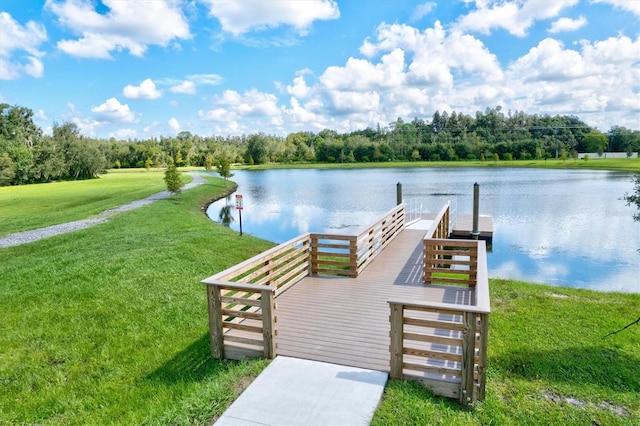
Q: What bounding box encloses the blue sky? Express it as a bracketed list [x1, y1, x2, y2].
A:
[1, 0, 638, 140]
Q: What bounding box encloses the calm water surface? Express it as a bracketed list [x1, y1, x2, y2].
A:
[206, 168, 639, 293]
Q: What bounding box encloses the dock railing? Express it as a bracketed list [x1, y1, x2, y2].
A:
[355, 203, 405, 274]
[201, 233, 311, 359]
[202, 203, 406, 360]
[388, 201, 490, 406]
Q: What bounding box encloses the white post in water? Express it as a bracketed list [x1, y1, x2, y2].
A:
[471, 183, 480, 240]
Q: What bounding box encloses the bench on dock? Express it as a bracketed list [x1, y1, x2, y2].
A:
[201, 202, 490, 406]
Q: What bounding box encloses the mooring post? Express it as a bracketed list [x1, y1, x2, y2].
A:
[397, 182, 402, 205]
[471, 182, 480, 240]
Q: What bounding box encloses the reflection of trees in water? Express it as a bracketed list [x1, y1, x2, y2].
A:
[218, 196, 234, 227]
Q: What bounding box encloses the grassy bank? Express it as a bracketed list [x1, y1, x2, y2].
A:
[236, 157, 640, 173]
[0, 170, 174, 236]
[372, 280, 640, 425]
[0, 175, 273, 424]
[1, 172, 638, 425]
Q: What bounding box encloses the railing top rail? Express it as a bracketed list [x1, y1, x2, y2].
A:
[425, 238, 478, 247]
[202, 232, 311, 282]
[310, 233, 357, 242]
[424, 201, 450, 239]
[387, 296, 490, 314]
[356, 203, 405, 241]
[200, 279, 277, 292]
[474, 240, 491, 313]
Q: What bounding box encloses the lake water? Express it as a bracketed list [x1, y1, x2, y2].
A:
[206, 168, 640, 293]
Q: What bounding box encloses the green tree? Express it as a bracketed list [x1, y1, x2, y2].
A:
[204, 153, 214, 171]
[0, 152, 16, 186]
[583, 130, 608, 156]
[32, 135, 66, 182]
[623, 174, 640, 222]
[164, 161, 183, 195]
[214, 148, 234, 187]
[54, 122, 106, 179]
[245, 133, 269, 164]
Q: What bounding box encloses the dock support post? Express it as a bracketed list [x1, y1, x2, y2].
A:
[471, 182, 480, 240]
[396, 182, 402, 205]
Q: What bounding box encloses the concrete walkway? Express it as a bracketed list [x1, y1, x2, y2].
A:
[215, 357, 387, 426]
[0, 172, 206, 248]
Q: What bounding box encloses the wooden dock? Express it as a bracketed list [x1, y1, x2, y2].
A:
[274, 228, 474, 371]
[451, 214, 493, 242]
[202, 203, 491, 405]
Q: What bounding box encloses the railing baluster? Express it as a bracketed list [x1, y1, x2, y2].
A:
[460, 311, 477, 405]
[389, 302, 404, 379]
[261, 288, 276, 358]
[207, 284, 224, 359]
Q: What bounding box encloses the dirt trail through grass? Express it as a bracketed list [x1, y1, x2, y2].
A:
[0, 172, 206, 248]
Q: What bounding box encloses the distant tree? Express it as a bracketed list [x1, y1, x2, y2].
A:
[204, 153, 214, 171]
[0, 152, 16, 185]
[164, 161, 183, 195]
[623, 174, 640, 223]
[214, 148, 234, 187]
[583, 130, 608, 156]
[54, 122, 106, 179]
[245, 133, 269, 164]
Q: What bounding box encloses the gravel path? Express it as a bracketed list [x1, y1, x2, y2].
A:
[0, 172, 207, 249]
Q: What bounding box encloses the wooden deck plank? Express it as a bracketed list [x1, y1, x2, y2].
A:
[274, 228, 475, 372]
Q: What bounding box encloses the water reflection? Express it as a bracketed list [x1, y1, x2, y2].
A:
[205, 168, 640, 293]
[218, 197, 234, 228]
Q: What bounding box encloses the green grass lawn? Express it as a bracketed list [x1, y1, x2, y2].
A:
[236, 157, 640, 173]
[372, 281, 640, 425]
[0, 175, 273, 424]
[1, 170, 638, 425]
[0, 170, 178, 236]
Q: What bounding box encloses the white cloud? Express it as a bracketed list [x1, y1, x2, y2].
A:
[510, 38, 586, 82]
[286, 75, 313, 99]
[198, 107, 236, 122]
[168, 117, 181, 133]
[91, 97, 137, 123]
[410, 2, 437, 22]
[170, 81, 196, 94]
[0, 12, 47, 80]
[46, 0, 190, 58]
[187, 73, 224, 85]
[110, 128, 137, 140]
[548, 15, 587, 33]
[454, 0, 579, 37]
[326, 90, 381, 114]
[34, 109, 48, 121]
[123, 79, 162, 99]
[202, 0, 340, 35]
[273, 20, 637, 135]
[198, 88, 284, 134]
[218, 88, 281, 116]
[591, 0, 640, 16]
[505, 35, 640, 127]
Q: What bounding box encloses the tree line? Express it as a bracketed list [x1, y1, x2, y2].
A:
[1, 103, 639, 186]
